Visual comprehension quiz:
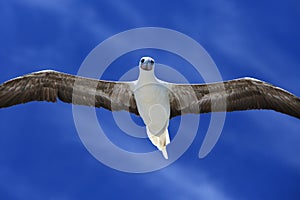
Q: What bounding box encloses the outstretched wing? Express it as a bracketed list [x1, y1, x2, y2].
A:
[168, 78, 300, 119]
[0, 70, 138, 115]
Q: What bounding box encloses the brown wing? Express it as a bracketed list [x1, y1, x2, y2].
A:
[0, 70, 138, 115]
[168, 78, 300, 119]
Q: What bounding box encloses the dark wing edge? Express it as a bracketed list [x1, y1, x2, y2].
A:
[168, 78, 300, 119]
[0, 70, 139, 115]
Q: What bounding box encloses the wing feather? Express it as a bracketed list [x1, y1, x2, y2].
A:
[0, 70, 138, 115]
[169, 78, 300, 119]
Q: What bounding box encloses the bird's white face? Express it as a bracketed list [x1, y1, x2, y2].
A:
[139, 57, 155, 71]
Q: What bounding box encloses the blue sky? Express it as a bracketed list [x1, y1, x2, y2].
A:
[0, 0, 300, 199]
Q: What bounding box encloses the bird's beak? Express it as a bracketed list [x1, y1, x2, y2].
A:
[140, 60, 153, 71]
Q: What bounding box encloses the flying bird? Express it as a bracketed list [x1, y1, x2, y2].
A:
[1, 56, 300, 159]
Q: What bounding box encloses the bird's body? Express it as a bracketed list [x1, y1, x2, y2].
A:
[1, 56, 300, 159]
[133, 63, 171, 158]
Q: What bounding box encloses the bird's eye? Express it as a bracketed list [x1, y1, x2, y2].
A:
[150, 60, 154, 64]
[141, 59, 145, 63]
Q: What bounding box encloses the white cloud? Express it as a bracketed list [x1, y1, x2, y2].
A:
[155, 164, 232, 200]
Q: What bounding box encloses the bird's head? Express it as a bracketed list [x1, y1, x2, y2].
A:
[139, 57, 155, 71]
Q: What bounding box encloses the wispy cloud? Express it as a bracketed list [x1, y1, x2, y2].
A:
[155, 164, 232, 200]
[0, 167, 43, 200]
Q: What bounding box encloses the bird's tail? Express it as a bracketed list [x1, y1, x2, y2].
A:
[147, 127, 170, 159]
[161, 146, 168, 159]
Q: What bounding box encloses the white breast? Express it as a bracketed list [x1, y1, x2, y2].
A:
[134, 82, 170, 133]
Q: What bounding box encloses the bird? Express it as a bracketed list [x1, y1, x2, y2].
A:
[1, 56, 300, 159]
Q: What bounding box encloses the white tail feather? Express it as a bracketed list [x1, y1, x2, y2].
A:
[147, 127, 170, 159]
[161, 147, 168, 159]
